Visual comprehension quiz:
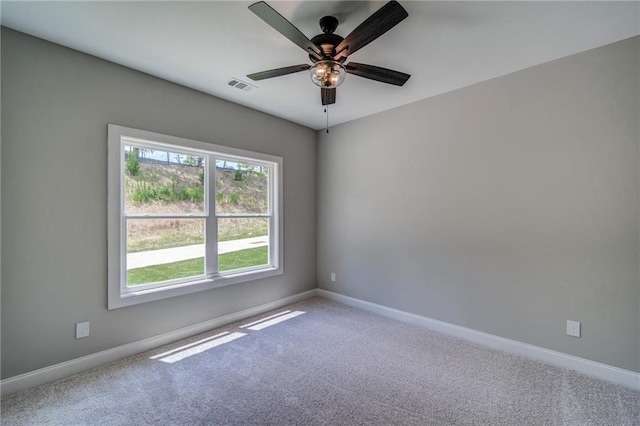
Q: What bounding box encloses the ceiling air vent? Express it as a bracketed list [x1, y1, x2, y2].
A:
[226, 78, 256, 92]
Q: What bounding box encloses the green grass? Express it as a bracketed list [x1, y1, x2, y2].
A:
[128, 257, 204, 285]
[127, 246, 268, 286]
[218, 245, 268, 271]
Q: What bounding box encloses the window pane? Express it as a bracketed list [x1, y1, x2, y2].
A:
[215, 160, 268, 214]
[126, 218, 205, 286]
[124, 146, 205, 215]
[218, 218, 268, 272]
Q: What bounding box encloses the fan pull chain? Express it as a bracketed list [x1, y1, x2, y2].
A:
[325, 106, 329, 133]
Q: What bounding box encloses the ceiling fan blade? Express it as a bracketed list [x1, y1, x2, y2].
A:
[247, 64, 311, 81]
[249, 2, 323, 60]
[321, 88, 336, 105]
[345, 62, 410, 86]
[334, 0, 408, 58]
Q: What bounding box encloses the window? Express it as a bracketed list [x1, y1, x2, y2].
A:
[108, 125, 282, 309]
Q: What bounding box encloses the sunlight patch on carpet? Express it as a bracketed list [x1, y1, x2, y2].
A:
[150, 331, 246, 363]
[241, 311, 306, 331]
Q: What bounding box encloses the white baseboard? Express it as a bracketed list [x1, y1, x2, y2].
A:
[317, 289, 640, 390]
[4, 288, 638, 397]
[1, 289, 317, 397]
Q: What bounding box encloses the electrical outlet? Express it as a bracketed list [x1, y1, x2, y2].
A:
[330, 272, 336, 282]
[566, 320, 580, 337]
[76, 321, 90, 339]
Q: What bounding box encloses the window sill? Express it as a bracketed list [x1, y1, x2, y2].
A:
[108, 266, 283, 310]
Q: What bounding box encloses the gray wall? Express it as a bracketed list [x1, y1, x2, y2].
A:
[318, 37, 640, 372]
[1, 28, 317, 379]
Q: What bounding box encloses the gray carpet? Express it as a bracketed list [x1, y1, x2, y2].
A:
[2, 297, 639, 425]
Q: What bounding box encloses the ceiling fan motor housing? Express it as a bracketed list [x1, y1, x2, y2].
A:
[310, 16, 345, 62]
[310, 33, 344, 61]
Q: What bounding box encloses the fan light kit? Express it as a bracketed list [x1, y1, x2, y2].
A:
[247, 0, 411, 107]
[310, 60, 346, 89]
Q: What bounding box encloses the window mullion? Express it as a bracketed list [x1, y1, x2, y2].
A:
[205, 154, 218, 275]
[125, 214, 208, 219]
[215, 213, 271, 218]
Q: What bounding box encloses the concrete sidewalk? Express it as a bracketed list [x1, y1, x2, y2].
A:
[127, 236, 268, 269]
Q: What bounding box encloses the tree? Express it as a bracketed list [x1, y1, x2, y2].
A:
[126, 150, 140, 176]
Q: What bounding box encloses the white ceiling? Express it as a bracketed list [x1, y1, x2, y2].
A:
[2, 1, 639, 130]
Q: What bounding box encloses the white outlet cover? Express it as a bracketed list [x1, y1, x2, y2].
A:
[76, 321, 90, 339]
[330, 273, 336, 282]
[566, 320, 581, 337]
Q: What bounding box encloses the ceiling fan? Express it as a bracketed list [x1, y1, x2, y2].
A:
[246, 0, 411, 106]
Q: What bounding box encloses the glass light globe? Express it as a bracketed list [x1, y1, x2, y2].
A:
[310, 60, 346, 88]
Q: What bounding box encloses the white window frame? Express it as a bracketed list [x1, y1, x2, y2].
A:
[107, 124, 283, 309]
